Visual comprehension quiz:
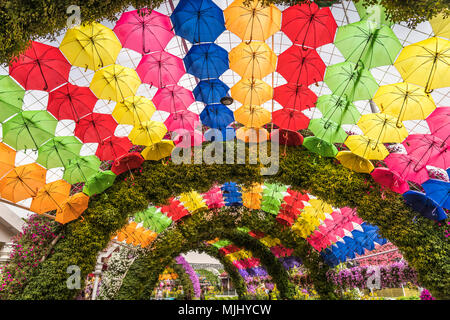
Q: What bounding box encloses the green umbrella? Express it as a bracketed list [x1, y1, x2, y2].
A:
[261, 197, 282, 215]
[0, 75, 25, 122]
[324, 61, 379, 101]
[308, 118, 348, 144]
[63, 155, 101, 184]
[354, 0, 393, 27]
[37, 136, 82, 169]
[212, 239, 231, 249]
[141, 207, 172, 233]
[2, 111, 57, 150]
[82, 170, 116, 196]
[237, 226, 250, 233]
[262, 183, 286, 200]
[303, 136, 338, 157]
[316, 95, 361, 124]
[335, 20, 402, 69]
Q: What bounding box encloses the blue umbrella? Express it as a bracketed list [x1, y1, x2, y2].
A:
[321, 249, 339, 267]
[422, 179, 450, 209]
[200, 104, 234, 129]
[221, 182, 242, 206]
[343, 236, 365, 256]
[193, 79, 229, 104]
[204, 127, 236, 142]
[183, 43, 229, 79]
[403, 190, 447, 221]
[171, 0, 225, 44]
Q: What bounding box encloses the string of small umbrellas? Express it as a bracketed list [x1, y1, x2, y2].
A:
[0, 0, 449, 227]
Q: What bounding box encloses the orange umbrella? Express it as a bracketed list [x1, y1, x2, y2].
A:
[234, 105, 271, 128]
[0, 143, 15, 178]
[231, 78, 273, 105]
[229, 42, 277, 79]
[30, 180, 71, 214]
[242, 183, 263, 209]
[55, 192, 89, 224]
[0, 163, 46, 203]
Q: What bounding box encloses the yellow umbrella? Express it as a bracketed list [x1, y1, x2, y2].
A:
[308, 199, 333, 214]
[128, 120, 167, 146]
[344, 135, 389, 160]
[430, 13, 450, 39]
[292, 213, 321, 239]
[30, 180, 71, 215]
[259, 235, 280, 247]
[229, 42, 277, 79]
[112, 96, 156, 126]
[236, 127, 269, 143]
[224, 0, 281, 41]
[90, 64, 141, 102]
[234, 105, 271, 128]
[141, 140, 174, 161]
[60, 22, 122, 71]
[179, 191, 207, 213]
[374, 82, 436, 124]
[357, 113, 409, 144]
[394, 37, 450, 92]
[242, 183, 262, 209]
[336, 151, 375, 174]
[231, 78, 273, 105]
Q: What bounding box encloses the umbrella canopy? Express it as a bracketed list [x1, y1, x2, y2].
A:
[0, 143, 15, 178]
[204, 127, 236, 142]
[309, 118, 347, 143]
[231, 78, 272, 105]
[422, 179, 450, 209]
[200, 104, 234, 129]
[112, 95, 155, 126]
[374, 82, 436, 123]
[180, 191, 207, 212]
[138, 207, 172, 233]
[426, 107, 450, 143]
[136, 51, 185, 88]
[224, 0, 280, 41]
[357, 113, 408, 144]
[55, 192, 90, 224]
[273, 129, 304, 146]
[128, 121, 167, 146]
[74, 113, 117, 143]
[236, 127, 269, 143]
[384, 153, 429, 185]
[141, 140, 175, 161]
[334, 20, 402, 69]
[193, 79, 230, 105]
[113, 9, 173, 54]
[403, 134, 449, 170]
[37, 136, 82, 169]
[47, 83, 97, 122]
[371, 167, 410, 194]
[429, 13, 450, 39]
[3, 111, 57, 150]
[274, 83, 317, 111]
[0, 163, 46, 203]
[164, 110, 199, 132]
[203, 186, 225, 209]
[344, 134, 389, 160]
[229, 42, 277, 79]
[234, 105, 271, 128]
[272, 108, 309, 132]
[63, 155, 101, 184]
[316, 95, 361, 124]
[281, 2, 337, 48]
[277, 46, 326, 86]
[9, 41, 71, 91]
[183, 43, 229, 79]
[174, 129, 204, 148]
[111, 152, 144, 176]
[82, 170, 117, 196]
[324, 61, 379, 101]
[160, 198, 190, 221]
[242, 184, 262, 210]
[90, 64, 141, 102]
[303, 136, 338, 157]
[0, 75, 25, 122]
[403, 191, 447, 221]
[30, 180, 71, 214]
[171, 0, 225, 44]
[394, 37, 450, 92]
[152, 85, 194, 114]
[95, 136, 132, 161]
[60, 22, 121, 71]
[336, 151, 374, 174]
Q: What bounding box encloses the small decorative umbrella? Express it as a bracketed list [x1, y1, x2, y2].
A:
[236, 127, 269, 143]
[272, 129, 304, 146]
[403, 191, 447, 221]
[141, 140, 175, 161]
[357, 113, 408, 144]
[422, 179, 450, 209]
[173, 129, 204, 148]
[30, 180, 71, 215]
[234, 105, 271, 128]
[272, 108, 309, 132]
[316, 95, 361, 125]
[111, 152, 144, 176]
[308, 118, 348, 144]
[202, 186, 225, 209]
[273, 83, 317, 111]
[200, 104, 234, 129]
[37, 136, 82, 169]
[384, 153, 430, 185]
[231, 78, 272, 105]
[403, 134, 449, 170]
[164, 110, 199, 132]
[204, 127, 236, 142]
[63, 155, 101, 184]
[55, 192, 90, 224]
[303, 136, 338, 157]
[82, 170, 116, 197]
[136, 51, 185, 88]
[128, 121, 167, 146]
[426, 107, 450, 143]
[242, 183, 262, 210]
[74, 113, 118, 143]
[160, 198, 190, 222]
[429, 13, 450, 39]
[336, 151, 375, 174]
[0, 75, 25, 122]
[229, 42, 277, 79]
[112, 95, 155, 126]
[353, 1, 393, 27]
[183, 43, 229, 79]
[193, 79, 230, 105]
[0, 143, 16, 178]
[95, 136, 132, 161]
[344, 135, 389, 160]
[152, 85, 194, 114]
[180, 191, 207, 213]
[0, 163, 46, 203]
[371, 167, 410, 194]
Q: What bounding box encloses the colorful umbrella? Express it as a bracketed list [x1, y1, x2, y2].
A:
[180, 191, 207, 212]
[422, 179, 450, 209]
[273, 129, 304, 146]
[164, 110, 199, 132]
[0, 143, 15, 178]
[236, 127, 269, 143]
[230, 78, 272, 105]
[384, 153, 429, 185]
[111, 152, 144, 176]
[136, 51, 185, 88]
[30, 180, 71, 214]
[183, 43, 229, 79]
[344, 135, 389, 160]
[55, 192, 90, 224]
[426, 107, 450, 143]
[336, 151, 374, 174]
[403, 191, 447, 221]
[37, 136, 82, 169]
[353, 0, 393, 27]
[160, 198, 190, 221]
[128, 121, 167, 146]
[152, 85, 195, 113]
[357, 113, 408, 144]
[224, 0, 281, 41]
[303, 136, 338, 157]
[3, 111, 57, 150]
[141, 140, 175, 161]
[174, 129, 204, 148]
[309, 118, 348, 143]
[403, 134, 449, 170]
[0, 163, 46, 203]
[74, 113, 117, 143]
[0, 75, 25, 122]
[272, 108, 309, 132]
[9, 41, 71, 91]
[281, 2, 337, 48]
[112, 95, 155, 126]
[82, 170, 116, 196]
[371, 167, 410, 194]
[60, 22, 121, 71]
[171, 0, 225, 44]
[229, 42, 277, 79]
[274, 83, 317, 111]
[203, 186, 225, 209]
[193, 79, 230, 105]
[204, 127, 236, 142]
[429, 13, 450, 39]
[200, 104, 234, 129]
[234, 105, 271, 128]
[95, 136, 132, 161]
[90, 64, 141, 102]
[113, 9, 173, 54]
[63, 155, 101, 184]
[47, 83, 97, 123]
[316, 95, 361, 125]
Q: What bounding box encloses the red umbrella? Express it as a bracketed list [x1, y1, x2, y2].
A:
[111, 152, 144, 176]
[272, 108, 310, 131]
[220, 245, 240, 255]
[403, 134, 449, 170]
[274, 83, 317, 111]
[164, 110, 199, 132]
[371, 167, 410, 194]
[9, 41, 71, 91]
[136, 51, 185, 88]
[426, 107, 449, 143]
[276, 45, 326, 86]
[153, 85, 194, 113]
[74, 113, 118, 143]
[47, 83, 97, 122]
[271, 129, 304, 146]
[159, 198, 190, 222]
[95, 136, 132, 161]
[281, 2, 337, 48]
[384, 153, 429, 185]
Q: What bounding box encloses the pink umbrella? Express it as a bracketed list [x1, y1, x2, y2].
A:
[402, 134, 450, 170]
[165, 110, 199, 132]
[203, 186, 225, 209]
[371, 167, 410, 194]
[113, 9, 174, 54]
[384, 153, 429, 185]
[136, 51, 185, 88]
[426, 107, 449, 143]
[173, 129, 204, 148]
[153, 85, 195, 113]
